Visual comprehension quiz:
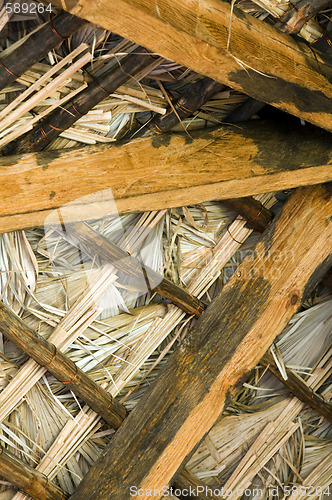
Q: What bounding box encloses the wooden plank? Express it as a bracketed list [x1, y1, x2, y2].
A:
[68, 183, 332, 500]
[0, 302, 127, 429]
[1, 122, 331, 234]
[0, 445, 68, 500]
[51, 0, 332, 131]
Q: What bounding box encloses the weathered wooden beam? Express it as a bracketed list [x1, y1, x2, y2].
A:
[68, 184, 332, 500]
[222, 197, 273, 233]
[51, 0, 332, 131]
[279, 0, 332, 35]
[0, 302, 127, 429]
[0, 12, 85, 92]
[69, 222, 205, 317]
[261, 352, 332, 423]
[0, 445, 68, 500]
[1, 122, 331, 234]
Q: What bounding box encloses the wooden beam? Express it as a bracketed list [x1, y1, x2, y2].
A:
[69, 222, 205, 317]
[1, 122, 331, 234]
[68, 183, 332, 500]
[222, 197, 273, 233]
[51, 0, 332, 131]
[261, 352, 332, 423]
[0, 445, 68, 500]
[0, 302, 127, 429]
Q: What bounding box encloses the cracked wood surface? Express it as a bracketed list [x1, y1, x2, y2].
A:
[50, 0, 332, 131]
[1, 122, 331, 234]
[68, 184, 332, 500]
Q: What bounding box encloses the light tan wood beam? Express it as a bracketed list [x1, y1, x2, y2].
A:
[68, 183, 332, 499]
[1, 122, 331, 234]
[50, 0, 332, 131]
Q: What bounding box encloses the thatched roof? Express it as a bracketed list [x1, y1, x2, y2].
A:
[0, 1, 331, 499]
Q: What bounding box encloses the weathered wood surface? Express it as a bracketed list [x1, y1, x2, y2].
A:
[0, 302, 127, 429]
[51, 0, 332, 131]
[222, 197, 273, 233]
[1, 122, 331, 234]
[261, 352, 332, 423]
[0, 12, 85, 92]
[0, 445, 68, 500]
[68, 184, 332, 500]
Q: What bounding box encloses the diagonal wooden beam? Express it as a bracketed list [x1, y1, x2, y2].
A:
[68, 184, 332, 500]
[1, 122, 331, 234]
[0, 445, 68, 500]
[0, 302, 127, 429]
[50, 0, 332, 131]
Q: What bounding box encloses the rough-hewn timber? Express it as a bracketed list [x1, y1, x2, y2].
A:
[68, 184, 332, 500]
[1, 122, 331, 234]
[50, 0, 332, 131]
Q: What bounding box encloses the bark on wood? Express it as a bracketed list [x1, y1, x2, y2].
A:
[50, 0, 332, 131]
[0, 12, 85, 92]
[279, 0, 332, 35]
[0, 445, 68, 500]
[69, 222, 205, 317]
[261, 352, 332, 423]
[1, 121, 331, 234]
[5, 51, 154, 155]
[0, 302, 127, 429]
[68, 183, 332, 500]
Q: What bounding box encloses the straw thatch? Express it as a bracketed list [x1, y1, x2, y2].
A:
[0, 2, 331, 499]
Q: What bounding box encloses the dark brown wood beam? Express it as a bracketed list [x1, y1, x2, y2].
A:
[1, 122, 331, 234]
[0, 302, 127, 429]
[50, 0, 332, 131]
[0, 445, 68, 500]
[222, 197, 273, 233]
[67, 183, 332, 500]
[261, 352, 332, 423]
[0, 12, 85, 92]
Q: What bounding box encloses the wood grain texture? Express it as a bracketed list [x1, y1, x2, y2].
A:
[68, 183, 332, 500]
[0, 445, 68, 500]
[1, 122, 331, 234]
[50, 0, 332, 131]
[0, 302, 127, 429]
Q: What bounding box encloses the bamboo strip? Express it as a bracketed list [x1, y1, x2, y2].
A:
[0, 52, 92, 136]
[0, 43, 89, 123]
[0, 12, 85, 92]
[69, 222, 205, 317]
[0, 83, 88, 148]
